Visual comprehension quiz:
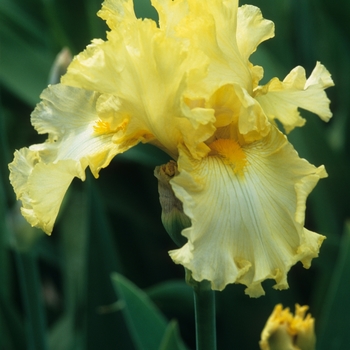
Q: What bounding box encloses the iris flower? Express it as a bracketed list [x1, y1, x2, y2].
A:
[9, 0, 333, 297]
[259, 304, 316, 350]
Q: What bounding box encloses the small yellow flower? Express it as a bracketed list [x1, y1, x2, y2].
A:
[259, 304, 316, 350]
[9, 0, 333, 296]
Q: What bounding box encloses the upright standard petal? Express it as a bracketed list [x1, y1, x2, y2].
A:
[62, 9, 215, 159]
[172, 0, 252, 91]
[236, 5, 274, 63]
[255, 62, 334, 132]
[164, 0, 273, 94]
[9, 84, 122, 234]
[152, 0, 189, 38]
[169, 127, 326, 297]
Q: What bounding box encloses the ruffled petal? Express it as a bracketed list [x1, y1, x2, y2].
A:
[255, 62, 334, 132]
[98, 0, 137, 30]
[62, 4, 215, 159]
[169, 1, 273, 94]
[9, 84, 123, 233]
[153, 0, 273, 142]
[236, 5, 274, 90]
[169, 127, 326, 297]
[236, 5, 274, 62]
[30, 84, 123, 176]
[172, 0, 253, 91]
[9, 149, 83, 234]
[152, 0, 189, 37]
[206, 84, 271, 143]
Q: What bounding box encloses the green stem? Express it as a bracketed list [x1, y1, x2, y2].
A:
[193, 280, 217, 350]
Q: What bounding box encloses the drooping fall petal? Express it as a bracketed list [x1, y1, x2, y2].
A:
[9, 84, 121, 234]
[169, 127, 326, 297]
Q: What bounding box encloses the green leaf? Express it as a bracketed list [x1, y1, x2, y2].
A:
[47, 189, 89, 350]
[0, 104, 11, 303]
[159, 321, 188, 350]
[0, 23, 53, 105]
[0, 291, 25, 350]
[111, 272, 168, 350]
[317, 223, 350, 350]
[0, 0, 45, 43]
[14, 252, 48, 350]
[48, 315, 80, 350]
[85, 178, 133, 349]
[146, 280, 194, 317]
[0, 0, 55, 106]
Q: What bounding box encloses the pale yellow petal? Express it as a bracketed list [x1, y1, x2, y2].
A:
[152, 0, 189, 37]
[9, 84, 123, 233]
[63, 10, 215, 159]
[174, 0, 252, 92]
[236, 5, 274, 90]
[98, 0, 137, 30]
[154, 0, 273, 141]
[206, 84, 271, 142]
[169, 127, 326, 297]
[255, 62, 334, 132]
[236, 5, 274, 61]
[304, 61, 334, 90]
[168, 1, 274, 95]
[235, 86, 271, 141]
[31, 84, 121, 177]
[9, 149, 82, 234]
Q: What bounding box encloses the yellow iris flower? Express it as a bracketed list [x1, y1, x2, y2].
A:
[9, 0, 333, 297]
[259, 304, 316, 350]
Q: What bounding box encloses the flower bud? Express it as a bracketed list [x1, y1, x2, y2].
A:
[48, 47, 72, 85]
[154, 161, 190, 247]
[259, 304, 316, 350]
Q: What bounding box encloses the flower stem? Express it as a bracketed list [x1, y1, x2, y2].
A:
[193, 280, 217, 350]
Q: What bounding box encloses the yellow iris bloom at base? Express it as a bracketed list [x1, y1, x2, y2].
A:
[9, 0, 333, 297]
[259, 304, 316, 350]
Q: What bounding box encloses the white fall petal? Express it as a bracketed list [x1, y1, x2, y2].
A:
[169, 127, 326, 297]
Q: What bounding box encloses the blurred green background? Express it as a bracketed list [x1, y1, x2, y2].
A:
[1, 0, 349, 349]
